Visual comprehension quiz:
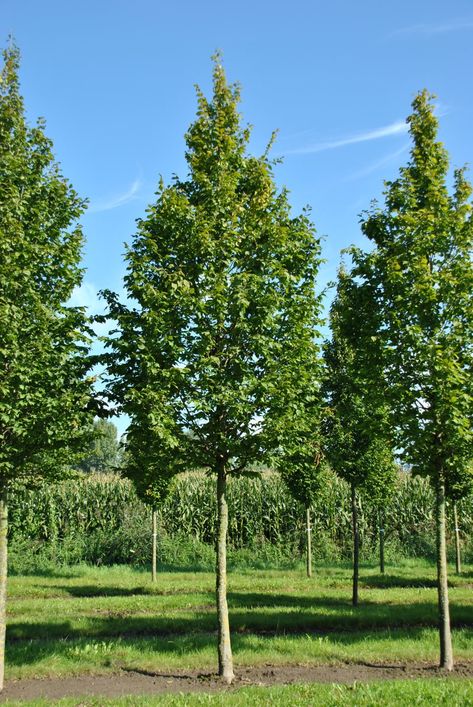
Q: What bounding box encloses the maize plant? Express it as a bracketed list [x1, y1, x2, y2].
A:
[7, 469, 473, 566]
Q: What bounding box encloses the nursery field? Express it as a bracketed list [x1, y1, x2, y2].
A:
[1, 560, 473, 704]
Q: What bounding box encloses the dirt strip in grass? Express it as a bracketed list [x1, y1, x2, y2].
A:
[1, 661, 473, 702]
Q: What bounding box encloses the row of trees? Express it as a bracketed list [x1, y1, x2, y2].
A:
[0, 44, 471, 688]
[101, 63, 472, 681]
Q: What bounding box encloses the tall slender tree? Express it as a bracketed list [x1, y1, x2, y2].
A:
[351, 90, 473, 669]
[121, 423, 179, 582]
[323, 268, 396, 605]
[277, 412, 325, 578]
[447, 460, 473, 578]
[102, 56, 323, 682]
[0, 45, 93, 690]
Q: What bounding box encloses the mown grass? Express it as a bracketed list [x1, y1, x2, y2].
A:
[5, 559, 473, 681]
[4, 679, 473, 706]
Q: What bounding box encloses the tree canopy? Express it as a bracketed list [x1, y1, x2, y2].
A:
[352, 91, 472, 498]
[323, 268, 396, 498]
[121, 422, 177, 508]
[322, 267, 396, 602]
[102, 56, 323, 478]
[0, 45, 94, 486]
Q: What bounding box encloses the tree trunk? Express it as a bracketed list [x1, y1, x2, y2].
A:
[453, 503, 461, 576]
[379, 508, 385, 575]
[435, 477, 453, 671]
[351, 483, 359, 607]
[152, 509, 157, 583]
[216, 463, 234, 683]
[0, 487, 8, 692]
[306, 507, 312, 578]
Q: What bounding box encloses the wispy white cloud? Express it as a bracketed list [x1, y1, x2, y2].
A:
[284, 120, 408, 156]
[88, 177, 142, 213]
[393, 17, 473, 37]
[69, 281, 101, 311]
[68, 280, 117, 351]
[345, 144, 410, 181]
[68, 281, 110, 336]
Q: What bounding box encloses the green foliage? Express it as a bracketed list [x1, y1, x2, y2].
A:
[8, 474, 135, 539]
[352, 90, 473, 497]
[77, 419, 122, 474]
[275, 391, 327, 510]
[121, 425, 176, 509]
[278, 451, 330, 512]
[6, 470, 472, 570]
[101, 57, 323, 481]
[8, 473, 145, 571]
[323, 268, 397, 499]
[0, 45, 94, 487]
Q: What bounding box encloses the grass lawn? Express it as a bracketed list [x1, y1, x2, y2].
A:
[5, 558, 473, 684]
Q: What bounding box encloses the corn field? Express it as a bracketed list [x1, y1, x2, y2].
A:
[8, 470, 473, 570]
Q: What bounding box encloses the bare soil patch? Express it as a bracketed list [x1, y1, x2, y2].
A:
[2, 662, 473, 701]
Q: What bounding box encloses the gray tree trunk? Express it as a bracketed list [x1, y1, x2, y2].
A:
[216, 463, 234, 683]
[435, 477, 453, 670]
[152, 509, 157, 583]
[453, 503, 461, 576]
[0, 488, 7, 692]
[351, 483, 359, 607]
[306, 507, 312, 578]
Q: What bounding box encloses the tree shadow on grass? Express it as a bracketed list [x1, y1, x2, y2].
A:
[360, 575, 438, 589]
[360, 573, 472, 589]
[7, 591, 473, 650]
[227, 592, 369, 610]
[9, 568, 80, 580]
[6, 618, 473, 670]
[45, 584, 213, 599]
[456, 569, 473, 580]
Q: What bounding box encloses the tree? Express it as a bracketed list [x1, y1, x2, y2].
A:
[102, 56, 323, 682]
[78, 419, 122, 473]
[323, 268, 396, 605]
[351, 90, 473, 670]
[121, 423, 178, 582]
[447, 460, 473, 577]
[0, 45, 93, 690]
[277, 413, 325, 578]
[362, 449, 397, 576]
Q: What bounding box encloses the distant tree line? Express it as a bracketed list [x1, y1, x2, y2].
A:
[76, 419, 123, 474]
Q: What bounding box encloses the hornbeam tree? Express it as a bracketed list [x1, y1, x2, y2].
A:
[351, 90, 473, 670]
[101, 57, 323, 682]
[445, 458, 473, 578]
[0, 45, 94, 690]
[323, 268, 396, 605]
[121, 423, 179, 582]
[277, 410, 325, 578]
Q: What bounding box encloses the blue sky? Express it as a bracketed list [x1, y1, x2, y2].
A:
[2, 0, 473, 435]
